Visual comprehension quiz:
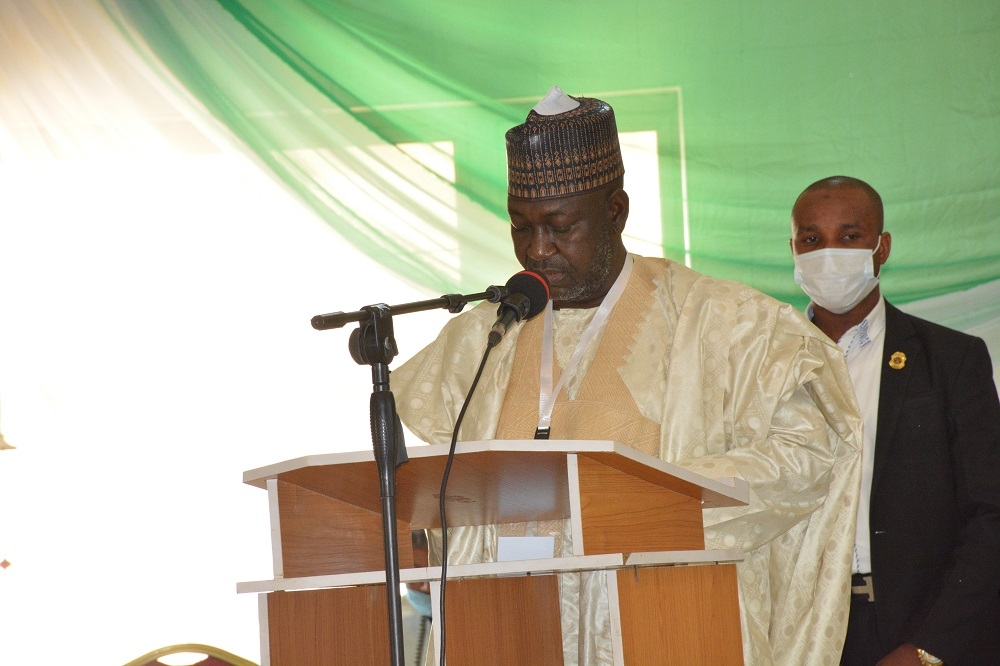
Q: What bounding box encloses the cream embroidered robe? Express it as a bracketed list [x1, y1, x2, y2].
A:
[392, 255, 862, 666]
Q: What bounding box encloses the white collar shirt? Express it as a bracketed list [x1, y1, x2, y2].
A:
[809, 296, 886, 574]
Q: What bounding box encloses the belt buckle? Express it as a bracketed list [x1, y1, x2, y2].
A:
[852, 574, 874, 602]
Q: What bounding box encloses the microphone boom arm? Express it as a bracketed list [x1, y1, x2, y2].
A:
[310, 287, 505, 331]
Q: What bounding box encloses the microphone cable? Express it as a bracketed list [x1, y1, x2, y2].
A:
[433, 270, 548, 664]
[436, 340, 494, 666]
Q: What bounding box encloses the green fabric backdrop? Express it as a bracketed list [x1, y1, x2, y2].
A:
[105, 0, 1000, 307]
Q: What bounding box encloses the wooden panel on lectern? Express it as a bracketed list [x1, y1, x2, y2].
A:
[442, 575, 563, 666]
[276, 480, 413, 577]
[581, 449, 719, 501]
[276, 463, 384, 514]
[263, 449, 573, 530]
[576, 455, 704, 555]
[398, 449, 572, 528]
[616, 565, 743, 665]
[267, 586, 390, 666]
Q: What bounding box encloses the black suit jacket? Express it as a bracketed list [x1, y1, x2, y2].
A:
[867, 302, 1000, 664]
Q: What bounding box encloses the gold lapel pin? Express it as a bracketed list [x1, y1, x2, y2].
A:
[889, 351, 907, 370]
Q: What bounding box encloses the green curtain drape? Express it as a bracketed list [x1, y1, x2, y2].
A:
[103, 0, 1000, 306]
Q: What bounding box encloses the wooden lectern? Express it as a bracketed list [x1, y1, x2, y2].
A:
[238, 440, 750, 665]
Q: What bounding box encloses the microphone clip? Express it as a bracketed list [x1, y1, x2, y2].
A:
[488, 294, 531, 348]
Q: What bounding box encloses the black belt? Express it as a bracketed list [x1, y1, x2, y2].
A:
[851, 573, 874, 602]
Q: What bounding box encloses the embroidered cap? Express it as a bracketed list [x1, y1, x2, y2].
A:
[505, 86, 625, 200]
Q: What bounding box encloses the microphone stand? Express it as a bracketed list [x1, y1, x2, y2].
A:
[311, 287, 504, 666]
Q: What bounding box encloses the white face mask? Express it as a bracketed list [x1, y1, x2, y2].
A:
[793, 236, 882, 314]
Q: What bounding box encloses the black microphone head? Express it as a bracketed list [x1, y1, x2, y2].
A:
[505, 270, 550, 319]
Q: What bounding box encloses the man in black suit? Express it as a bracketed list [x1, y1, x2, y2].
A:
[789, 175, 1000, 666]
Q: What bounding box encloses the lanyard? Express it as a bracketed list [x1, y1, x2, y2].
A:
[535, 254, 634, 439]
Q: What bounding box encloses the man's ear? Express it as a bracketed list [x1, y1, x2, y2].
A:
[877, 232, 892, 266]
[609, 188, 629, 235]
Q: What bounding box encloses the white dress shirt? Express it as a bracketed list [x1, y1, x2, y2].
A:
[812, 296, 886, 574]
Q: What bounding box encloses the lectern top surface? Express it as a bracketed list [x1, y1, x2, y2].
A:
[243, 440, 749, 514]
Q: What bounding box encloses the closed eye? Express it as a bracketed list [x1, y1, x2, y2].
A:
[510, 221, 575, 235]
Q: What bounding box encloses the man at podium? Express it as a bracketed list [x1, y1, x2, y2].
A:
[392, 86, 863, 666]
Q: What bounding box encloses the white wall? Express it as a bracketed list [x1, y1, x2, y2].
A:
[0, 150, 454, 665]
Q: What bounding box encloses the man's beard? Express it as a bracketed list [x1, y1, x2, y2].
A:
[528, 228, 615, 306]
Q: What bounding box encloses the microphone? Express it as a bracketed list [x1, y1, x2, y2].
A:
[487, 270, 550, 348]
